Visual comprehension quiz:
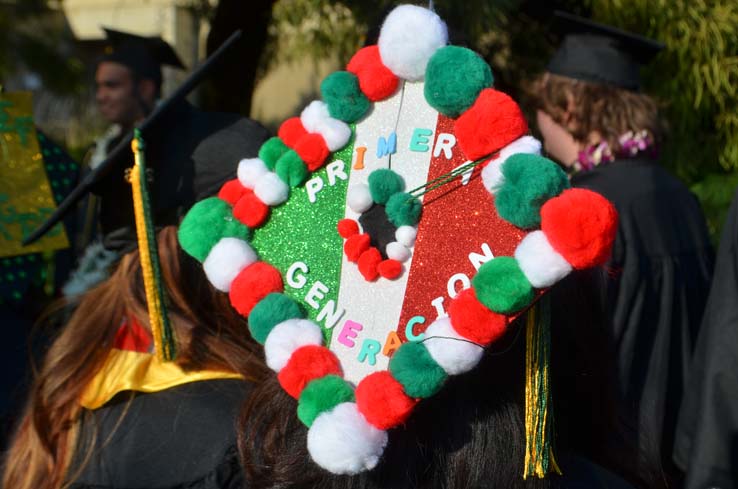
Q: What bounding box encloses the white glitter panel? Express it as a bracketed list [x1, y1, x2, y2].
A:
[331, 81, 439, 384]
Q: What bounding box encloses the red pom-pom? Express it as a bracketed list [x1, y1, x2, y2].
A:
[356, 371, 418, 430]
[233, 191, 270, 228]
[278, 345, 342, 398]
[347, 45, 399, 101]
[358, 247, 382, 281]
[540, 188, 618, 269]
[377, 259, 402, 279]
[218, 179, 248, 205]
[337, 218, 360, 238]
[278, 117, 307, 149]
[344, 233, 371, 262]
[455, 88, 528, 160]
[229, 262, 284, 316]
[448, 288, 508, 345]
[294, 133, 330, 171]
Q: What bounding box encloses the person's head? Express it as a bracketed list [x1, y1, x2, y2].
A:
[529, 72, 663, 168]
[94, 29, 184, 127]
[528, 12, 665, 168]
[95, 60, 158, 127]
[2, 225, 268, 489]
[237, 271, 643, 489]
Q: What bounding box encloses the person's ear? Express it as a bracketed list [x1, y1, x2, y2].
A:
[137, 79, 157, 105]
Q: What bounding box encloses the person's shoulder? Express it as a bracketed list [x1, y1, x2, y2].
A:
[71, 379, 252, 489]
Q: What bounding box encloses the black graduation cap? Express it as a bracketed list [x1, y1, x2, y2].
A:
[101, 28, 186, 85]
[547, 11, 665, 91]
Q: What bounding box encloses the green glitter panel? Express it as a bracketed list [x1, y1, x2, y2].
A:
[251, 132, 355, 343]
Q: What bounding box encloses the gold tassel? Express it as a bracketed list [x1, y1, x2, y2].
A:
[127, 130, 175, 361]
[524, 297, 561, 478]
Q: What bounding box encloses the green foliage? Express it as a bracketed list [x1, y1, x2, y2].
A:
[0, 2, 85, 95]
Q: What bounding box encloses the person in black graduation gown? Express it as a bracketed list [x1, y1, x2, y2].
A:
[528, 12, 714, 487]
[673, 189, 738, 489]
[2, 30, 271, 489]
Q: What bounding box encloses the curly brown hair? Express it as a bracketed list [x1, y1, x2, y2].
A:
[528, 73, 665, 154]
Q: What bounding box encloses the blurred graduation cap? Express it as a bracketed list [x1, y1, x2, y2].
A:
[547, 11, 665, 91]
[101, 28, 186, 86]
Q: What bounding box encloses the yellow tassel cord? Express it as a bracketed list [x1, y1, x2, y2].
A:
[128, 130, 176, 361]
[524, 296, 561, 478]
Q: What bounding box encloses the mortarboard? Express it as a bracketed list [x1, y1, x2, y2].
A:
[547, 11, 665, 91]
[176, 4, 619, 478]
[101, 28, 186, 85]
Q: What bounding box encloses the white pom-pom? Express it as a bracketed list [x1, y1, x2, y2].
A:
[254, 172, 289, 206]
[481, 159, 504, 195]
[301, 100, 331, 133]
[423, 317, 484, 375]
[498, 135, 542, 162]
[237, 158, 268, 189]
[386, 241, 410, 262]
[395, 225, 417, 247]
[378, 5, 448, 81]
[202, 238, 258, 292]
[515, 230, 572, 288]
[264, 319, 324, 372]
[347, 184, 374, 213]
[315, 117, 352, 152]
[307, 402, 388, 474]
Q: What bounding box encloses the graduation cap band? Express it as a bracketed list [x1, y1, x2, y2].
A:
[547, 11, 665, 91]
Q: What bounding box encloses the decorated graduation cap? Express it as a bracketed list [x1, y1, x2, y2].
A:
[177, 4, 618, 478]
[101, 28, 186, 86]
[547, 11, 664, 91]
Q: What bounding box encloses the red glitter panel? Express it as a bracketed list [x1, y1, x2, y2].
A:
[397, 115, 526, 340]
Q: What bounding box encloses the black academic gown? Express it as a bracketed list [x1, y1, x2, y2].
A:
[91, 101, 269, 252]
[571, 158, 713, 481]
[673, 189, 738, 489]
[68, 379, 250, 489]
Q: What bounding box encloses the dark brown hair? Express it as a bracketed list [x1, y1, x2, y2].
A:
[529, 73, 664, 153]
[237, 270, 658, 488]
[2, 226, 268, 489]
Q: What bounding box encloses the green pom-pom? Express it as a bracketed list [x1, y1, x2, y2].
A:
[320, 71, 370, 123]
[389, 342, 447, 398]
[386, 192, 422, 227]
[424, 46, 494, 117]
[473, 257, 534, 314]
[259, 137, 289, 170]
[297, 375, 355, 427]
[178, 197, 250, 262]
[368, 169, 404, 204]
[495, 153, 570, 229]
[248, 293, 303, 344]
[275, 150, 308, 187]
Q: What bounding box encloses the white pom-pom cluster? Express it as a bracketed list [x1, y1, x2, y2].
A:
[347, 184, 373, 213]
[378, 5, 448, 81]
[385, 241, 410, 262]
[237, 158, 268, 189]
[395, 226, 417, 247]
[300, 100, 352, 152]
[514, 230, 572, 288]
[423, 317, 484, 375]
[307, 402, 388, 475]
[202, 238, 258, 292]
[482, 136, 542, 195]
[264, 318, 324, 372]
[254, 171, 290, 206]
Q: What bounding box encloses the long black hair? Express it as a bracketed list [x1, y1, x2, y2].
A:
[238, 269, 650, 488]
